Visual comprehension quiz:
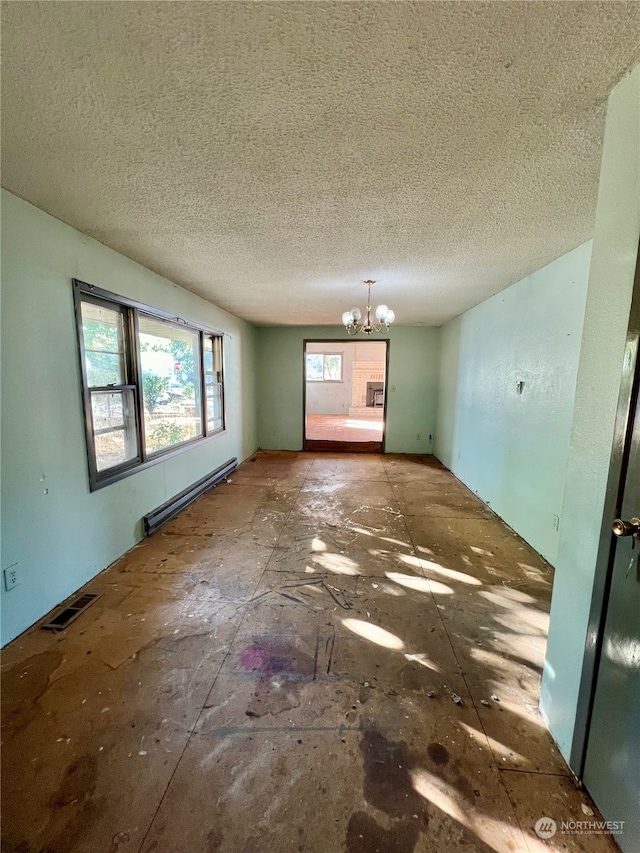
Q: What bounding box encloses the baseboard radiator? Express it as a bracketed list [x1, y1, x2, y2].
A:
[143, 457, 237, 536]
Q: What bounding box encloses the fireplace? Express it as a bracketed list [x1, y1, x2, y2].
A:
[366, 382, 384, 407]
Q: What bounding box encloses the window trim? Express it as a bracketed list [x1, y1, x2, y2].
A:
[73, 279, 226, 491]
[305, 351, 344, 383]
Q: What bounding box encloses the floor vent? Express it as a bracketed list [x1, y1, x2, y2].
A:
[143, 457, 237, 536]
[42, 592, 101, 631]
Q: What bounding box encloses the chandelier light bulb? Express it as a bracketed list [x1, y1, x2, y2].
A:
[385, 309, 395, 324]
[342, 311, 353, 326]
[375, 304, 388, 321]
[351, 307, 362, 322]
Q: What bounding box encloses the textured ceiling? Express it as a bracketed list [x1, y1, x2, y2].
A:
[2, 2, 640, 327]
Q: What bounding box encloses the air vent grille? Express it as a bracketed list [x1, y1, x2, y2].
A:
[42, 592, 101, 631]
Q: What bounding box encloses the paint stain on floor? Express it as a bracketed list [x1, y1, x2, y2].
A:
[239, 638, 317, 718]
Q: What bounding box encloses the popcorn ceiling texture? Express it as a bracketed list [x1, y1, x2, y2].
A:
[2, 1, 640, 326]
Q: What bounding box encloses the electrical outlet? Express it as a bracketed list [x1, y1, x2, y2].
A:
[553, 515, 560, 531]
[4, 565, 20, 590]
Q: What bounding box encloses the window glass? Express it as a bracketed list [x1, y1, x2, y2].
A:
[91, 390, 138, 471]
[306, 354, 323, 381]
[323, 354, 342, 381]
[81, 301, 126, 386]
[306, 352, 342, 381]
[138, 315, 202, 454]
[206, 381, 224, 431]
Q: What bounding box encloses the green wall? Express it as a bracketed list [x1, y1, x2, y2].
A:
[1, 190, 258, 646]
[541, 66, 640, 762]
[255, 326, 440, 453]
[435, 243, 591, 564]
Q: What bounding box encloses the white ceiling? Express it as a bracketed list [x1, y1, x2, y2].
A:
[2, 2, 640, 327]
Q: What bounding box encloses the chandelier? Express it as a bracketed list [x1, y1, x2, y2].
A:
[341, 280, 395, 335]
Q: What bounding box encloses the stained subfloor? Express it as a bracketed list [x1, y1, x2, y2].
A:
[1, 452, 620, 853]
[306, 414, 384, 442]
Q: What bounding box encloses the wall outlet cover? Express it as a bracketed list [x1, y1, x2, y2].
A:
[4, 566, 20, 590]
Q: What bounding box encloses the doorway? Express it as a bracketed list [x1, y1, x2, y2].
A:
[303, 340, 389, 452]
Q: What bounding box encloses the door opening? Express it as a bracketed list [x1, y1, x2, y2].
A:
[303, 339, 389, 452]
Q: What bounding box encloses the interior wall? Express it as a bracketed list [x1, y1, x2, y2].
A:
[541, 66, 640, 763]
[256, 326, 439, 452]
[354, 341, 387, 363]
[434, 242, 592, 565]
[0, 190, 259, 646]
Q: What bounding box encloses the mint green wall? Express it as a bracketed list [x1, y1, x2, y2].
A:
[1, 191, 258, 646]
[434, 242, 592, 565]
[256, 326, 440, 453]
[541, 66, 640, 762]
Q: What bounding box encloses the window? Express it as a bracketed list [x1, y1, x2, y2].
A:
[204, 334, 224, 433]
[74, 280, 225, 490]
[138, 314, 203, 454]
[80, 299, 140, 474]
[305, 352, 343, 382]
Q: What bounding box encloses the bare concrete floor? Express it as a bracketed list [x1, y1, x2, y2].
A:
[1, 452, 620, 853]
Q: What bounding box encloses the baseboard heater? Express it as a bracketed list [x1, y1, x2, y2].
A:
[143, 457, 237, 536]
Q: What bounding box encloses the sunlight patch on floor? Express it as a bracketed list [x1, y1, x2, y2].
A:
[342, 618, 405, 649]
